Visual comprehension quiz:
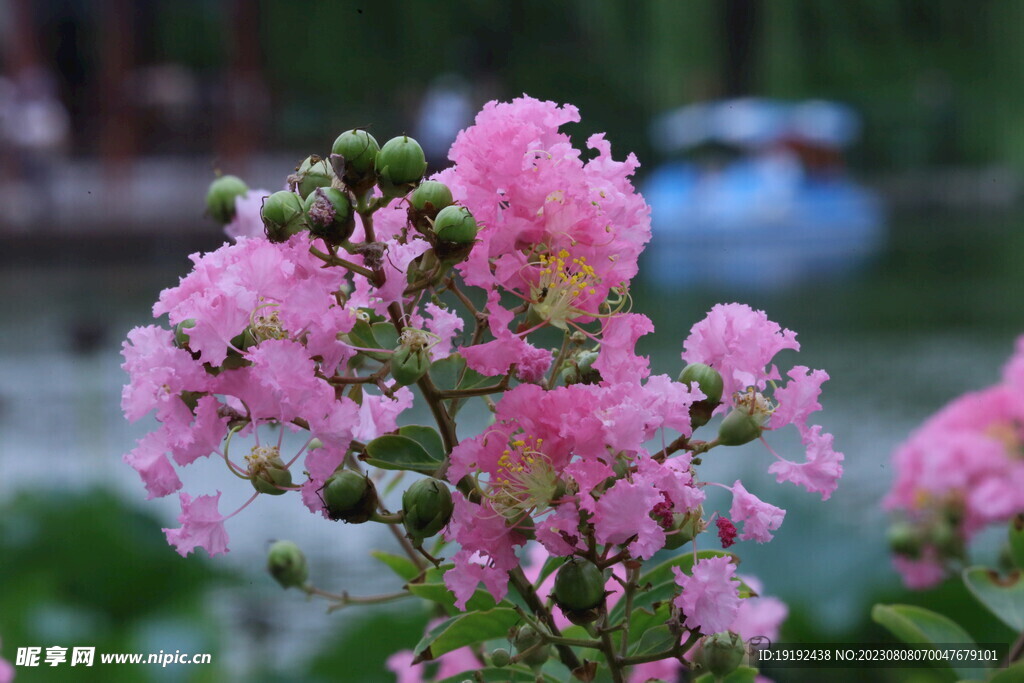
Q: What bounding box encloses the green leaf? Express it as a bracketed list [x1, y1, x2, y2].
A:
[870, 604, 984, 680]
[412, 607, 520, 663]
[364, 434, 442, 474]
[989, 661, 1024, 683]
[398, 425, 446, 462]
[628, 603, 671, 645]
[962, 567, 1024, 632]
[694, 666, 758, 683]
[371, 321, 400, 350]
[369, 551, 419, 581]
[429, 354, 467, 391]
[629, 624, 677, 656]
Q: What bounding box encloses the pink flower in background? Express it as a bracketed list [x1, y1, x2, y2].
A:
[0, 637, 13, 683]
[892, 549, 946, 590]
[673, 556, 742, 634]
[224, 188, 271, 241]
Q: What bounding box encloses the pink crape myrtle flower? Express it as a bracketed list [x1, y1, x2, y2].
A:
[729, 480, 786, 543]
[224, 188, 271, 241]
[683, 304, 844, 500]
[673, 556, 742, 634]
[163, 491, 230, 557]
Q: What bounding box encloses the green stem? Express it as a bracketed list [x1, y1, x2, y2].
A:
[618, 565, 639, 657]
[308, 245, 376, 279]
[620, 630, 701, 667]
[546, 333, 571, 390]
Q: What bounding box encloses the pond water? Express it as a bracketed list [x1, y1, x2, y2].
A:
[3, 209, 1023, 671]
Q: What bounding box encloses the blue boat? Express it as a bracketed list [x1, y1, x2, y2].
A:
[641, 98, 885, 290]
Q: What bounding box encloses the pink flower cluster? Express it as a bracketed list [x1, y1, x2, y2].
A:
[118, 95, 842, 680]
[885, 336, 1024, 588]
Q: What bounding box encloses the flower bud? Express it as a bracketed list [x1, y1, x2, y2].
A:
[553, 558, 605, 623]
[267, 540, 308, 589]
[390, 344, 431, 387]
[1010, 514, 1024, 570]
[261, 190, 308, 242]
[433, 205, 478, 244]
[303, 187, 355, 245]
[561, 350, 601, 386]
[410, 180, 453, 214]
[174, 319, 197, 349]
[680, 363, 724, 428]
[332, 129, 380, 176]
[698, 631, 746, 678]
[292, 155, 335, 199]
[679, 363, 724, 404]
[206, 175, 248, 223]
[322, 470, 378, 523]
[717, 405, 767, 446]
[512, 625, 551, 670]
[887, 521, 922, 558]
[663, 507, 706, 550]
[376, 136, 427, 188]
[489, 648, 511, 668]
[402, 478, 454, 543]
[248, 453, 293, 496]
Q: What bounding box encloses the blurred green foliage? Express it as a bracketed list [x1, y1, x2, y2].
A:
[0, 489, 234, 682]
[150, 0, 1024, 171]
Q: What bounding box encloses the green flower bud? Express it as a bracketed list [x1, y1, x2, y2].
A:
[410, 180, 453, 213]
[717, 397, 770, 446]
[561, 350, 601, 386]
[553, 558, 606, 619]
[332, 129, 380, 175]
[680, 363, 724, 404]
[248, 453, 293, 496]
[433, 205, 478, 244]
[512, 625, 551, 670]
[261, 190, 308, 243]
[887, 521, 922, 558]
[929, 519, 960, 555]
[402, 478, 454, 542]
[489, 647, 511, 668]
[303, 187, 355, 245]
[663, 507, 706, 550]
[698, 631, 746, 678]
[376, 135, 427, 188]
[390, 344, 431, 387]
[292, 155, 336, 199]
[1010, 514, 1024, 570]
[206, 175, 248, 223]
[267, 540, 308, 589]
[322, 470, 378, 523]
[174, 319, 197, 349]
[680, 363, 724, 428]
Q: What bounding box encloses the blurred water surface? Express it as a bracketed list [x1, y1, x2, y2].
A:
[3, 209, 1024, 674]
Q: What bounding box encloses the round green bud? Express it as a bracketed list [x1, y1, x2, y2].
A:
[322, 470, 378, 523]
[717, 406, 765, 446]
[206, 175, 248, 223]
[432, 205, 478, 245]
[698, 631, 746, 678]
[887, 522, 922, 558]
[410, 180, 453, 214]
[261, 190, 307, 242]
[376, 135, 427, 187]
[390, 345, 431, 387]
[561, 350, 601, 386]
[303, 187, 355, 245]
[663, 508, 705, 550]
[489, 647, 511, 668]
[267, 540, 308, 589]
[679, 363, 724, 405]
[249, 454, 293, 496]
[512, 625, 551, 669]
[332, 129, 380, 175]
[553, 557, 606, 612]
[174, 319, 197, 349]
[402, 478, 454, 542]
[293, 155, 336, 199]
